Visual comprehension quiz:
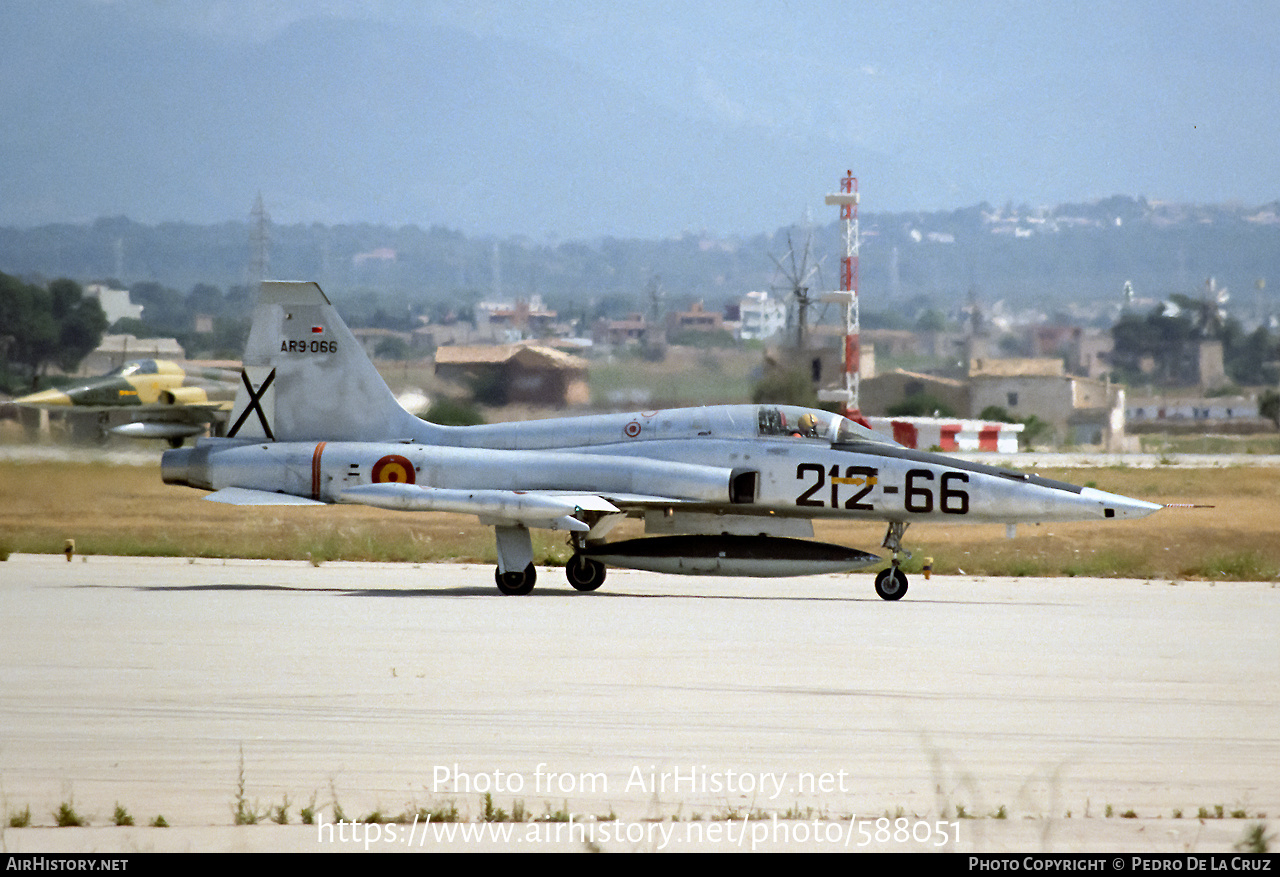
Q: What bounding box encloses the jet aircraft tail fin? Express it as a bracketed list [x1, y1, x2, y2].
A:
[226, 281, 428, 443]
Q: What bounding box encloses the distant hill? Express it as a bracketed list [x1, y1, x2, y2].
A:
[2, 197, 1278, 324]
[0, 0, 893, 240]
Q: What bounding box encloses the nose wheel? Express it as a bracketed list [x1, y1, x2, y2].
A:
[875, 521, 911, 601]
[874, 566, 908, 601]
[565, 554, 607, 591]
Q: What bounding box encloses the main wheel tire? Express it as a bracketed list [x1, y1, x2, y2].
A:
[565, 555, 606, 591]
[495, 563, 537, 595]
[874, 567, 908, 601]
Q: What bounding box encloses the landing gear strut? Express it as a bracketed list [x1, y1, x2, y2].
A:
[876, 521, 911, 601]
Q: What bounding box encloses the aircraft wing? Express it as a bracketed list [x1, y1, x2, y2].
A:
[200, 479, 712, 543]
[204, 487, 327, 506]
[13, 397, 229, 415]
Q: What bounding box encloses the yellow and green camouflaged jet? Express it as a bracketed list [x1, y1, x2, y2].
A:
[15, 359, 237, 447]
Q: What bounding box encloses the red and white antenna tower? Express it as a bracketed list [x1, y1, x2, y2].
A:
[819, 170, 866, 424]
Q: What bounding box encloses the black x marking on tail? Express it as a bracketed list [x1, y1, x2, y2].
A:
[227, 368, 276, 439]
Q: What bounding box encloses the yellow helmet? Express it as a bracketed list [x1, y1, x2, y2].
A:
[798, 413, 817, 432]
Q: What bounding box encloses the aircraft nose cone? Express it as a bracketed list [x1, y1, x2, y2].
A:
[14, 388, 71, 406]
[1079, 487, 1163, 520]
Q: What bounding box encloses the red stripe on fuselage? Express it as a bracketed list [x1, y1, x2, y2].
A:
[311, 442, 326, 500]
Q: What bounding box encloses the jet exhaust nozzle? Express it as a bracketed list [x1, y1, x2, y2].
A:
[161, 446, 212, 490]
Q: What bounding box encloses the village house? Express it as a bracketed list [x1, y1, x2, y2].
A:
[434, 344, 589, 408]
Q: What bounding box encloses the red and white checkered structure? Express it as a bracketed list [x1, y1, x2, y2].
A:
[864, 416, 1023, 453]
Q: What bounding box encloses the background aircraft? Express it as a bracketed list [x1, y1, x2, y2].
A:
[161, 282, 1161, 599]
[14, 359, 236, 447]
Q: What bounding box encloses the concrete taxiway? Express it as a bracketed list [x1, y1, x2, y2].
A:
[1, 554, 1276, 852]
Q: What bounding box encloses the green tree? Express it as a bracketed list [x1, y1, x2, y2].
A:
[0, 272, 56, 384]
[886, 394, 957, 418]
[374, 336, 410, 360]
[1113, 306, 1278, 387]
[1260, 389, 1280, 430]
[1110, 306, 1196, 384]
[186, 283, 223, 315]
[129, 281, 187, 334]
[424, 398, 485, 426]
[978, 405, 1050, 449]
[0, 273, 106, 387]
[48, 278, 108, 373]
[751, 367, 818, 407]
[1224, 324, 1278, 386]
[915, 309, 949, 332]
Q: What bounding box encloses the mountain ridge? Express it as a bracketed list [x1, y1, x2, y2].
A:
[3, 196, 1277, 319]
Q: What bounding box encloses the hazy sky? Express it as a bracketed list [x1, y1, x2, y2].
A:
[4, 0, 1278, 237]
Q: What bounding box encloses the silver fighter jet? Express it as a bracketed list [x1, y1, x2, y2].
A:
[161, 282, 1162, 599]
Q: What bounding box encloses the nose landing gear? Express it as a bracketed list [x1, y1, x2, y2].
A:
[565, 554, 607, 591]
[875, 521, 911, 601]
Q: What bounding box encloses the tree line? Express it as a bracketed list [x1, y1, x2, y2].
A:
[0, 272, 107, 391]
[1110, 302, 1279, 388]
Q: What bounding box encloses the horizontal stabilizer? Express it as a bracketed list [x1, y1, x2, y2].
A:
[205, 487, 326, 506]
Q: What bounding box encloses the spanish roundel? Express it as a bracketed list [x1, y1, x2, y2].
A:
[371, 454, 415, 484]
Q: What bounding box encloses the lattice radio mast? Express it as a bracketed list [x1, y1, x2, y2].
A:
[819, 171, 865, 423]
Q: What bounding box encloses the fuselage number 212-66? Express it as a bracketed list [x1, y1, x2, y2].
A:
[795, 465, 970, 514]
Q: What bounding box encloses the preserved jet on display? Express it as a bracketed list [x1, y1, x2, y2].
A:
[15, 359, 237, 447]
[161, 281, 1162, 599]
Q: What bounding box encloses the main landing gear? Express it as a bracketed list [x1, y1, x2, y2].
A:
[875, 521, 910, 601]
[491, 525, 611, 595]
[493, 557, 607, 595]
[495, 563, 536, 596]
[493, 525, 538, 595]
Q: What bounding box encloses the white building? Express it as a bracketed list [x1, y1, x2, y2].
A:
[84, 283, 142, 325]
[1127, 395, 1259, 424]
[737, 291, 786, 341]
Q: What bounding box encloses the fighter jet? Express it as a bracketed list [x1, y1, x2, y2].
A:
[161, 281, 1161, 599]
[15, 359, 237, 447]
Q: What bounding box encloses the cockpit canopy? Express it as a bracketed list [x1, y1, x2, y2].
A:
[106, 359, 159, 377]
[755, 405, 897, 446]
[104, 359, 184, 378]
